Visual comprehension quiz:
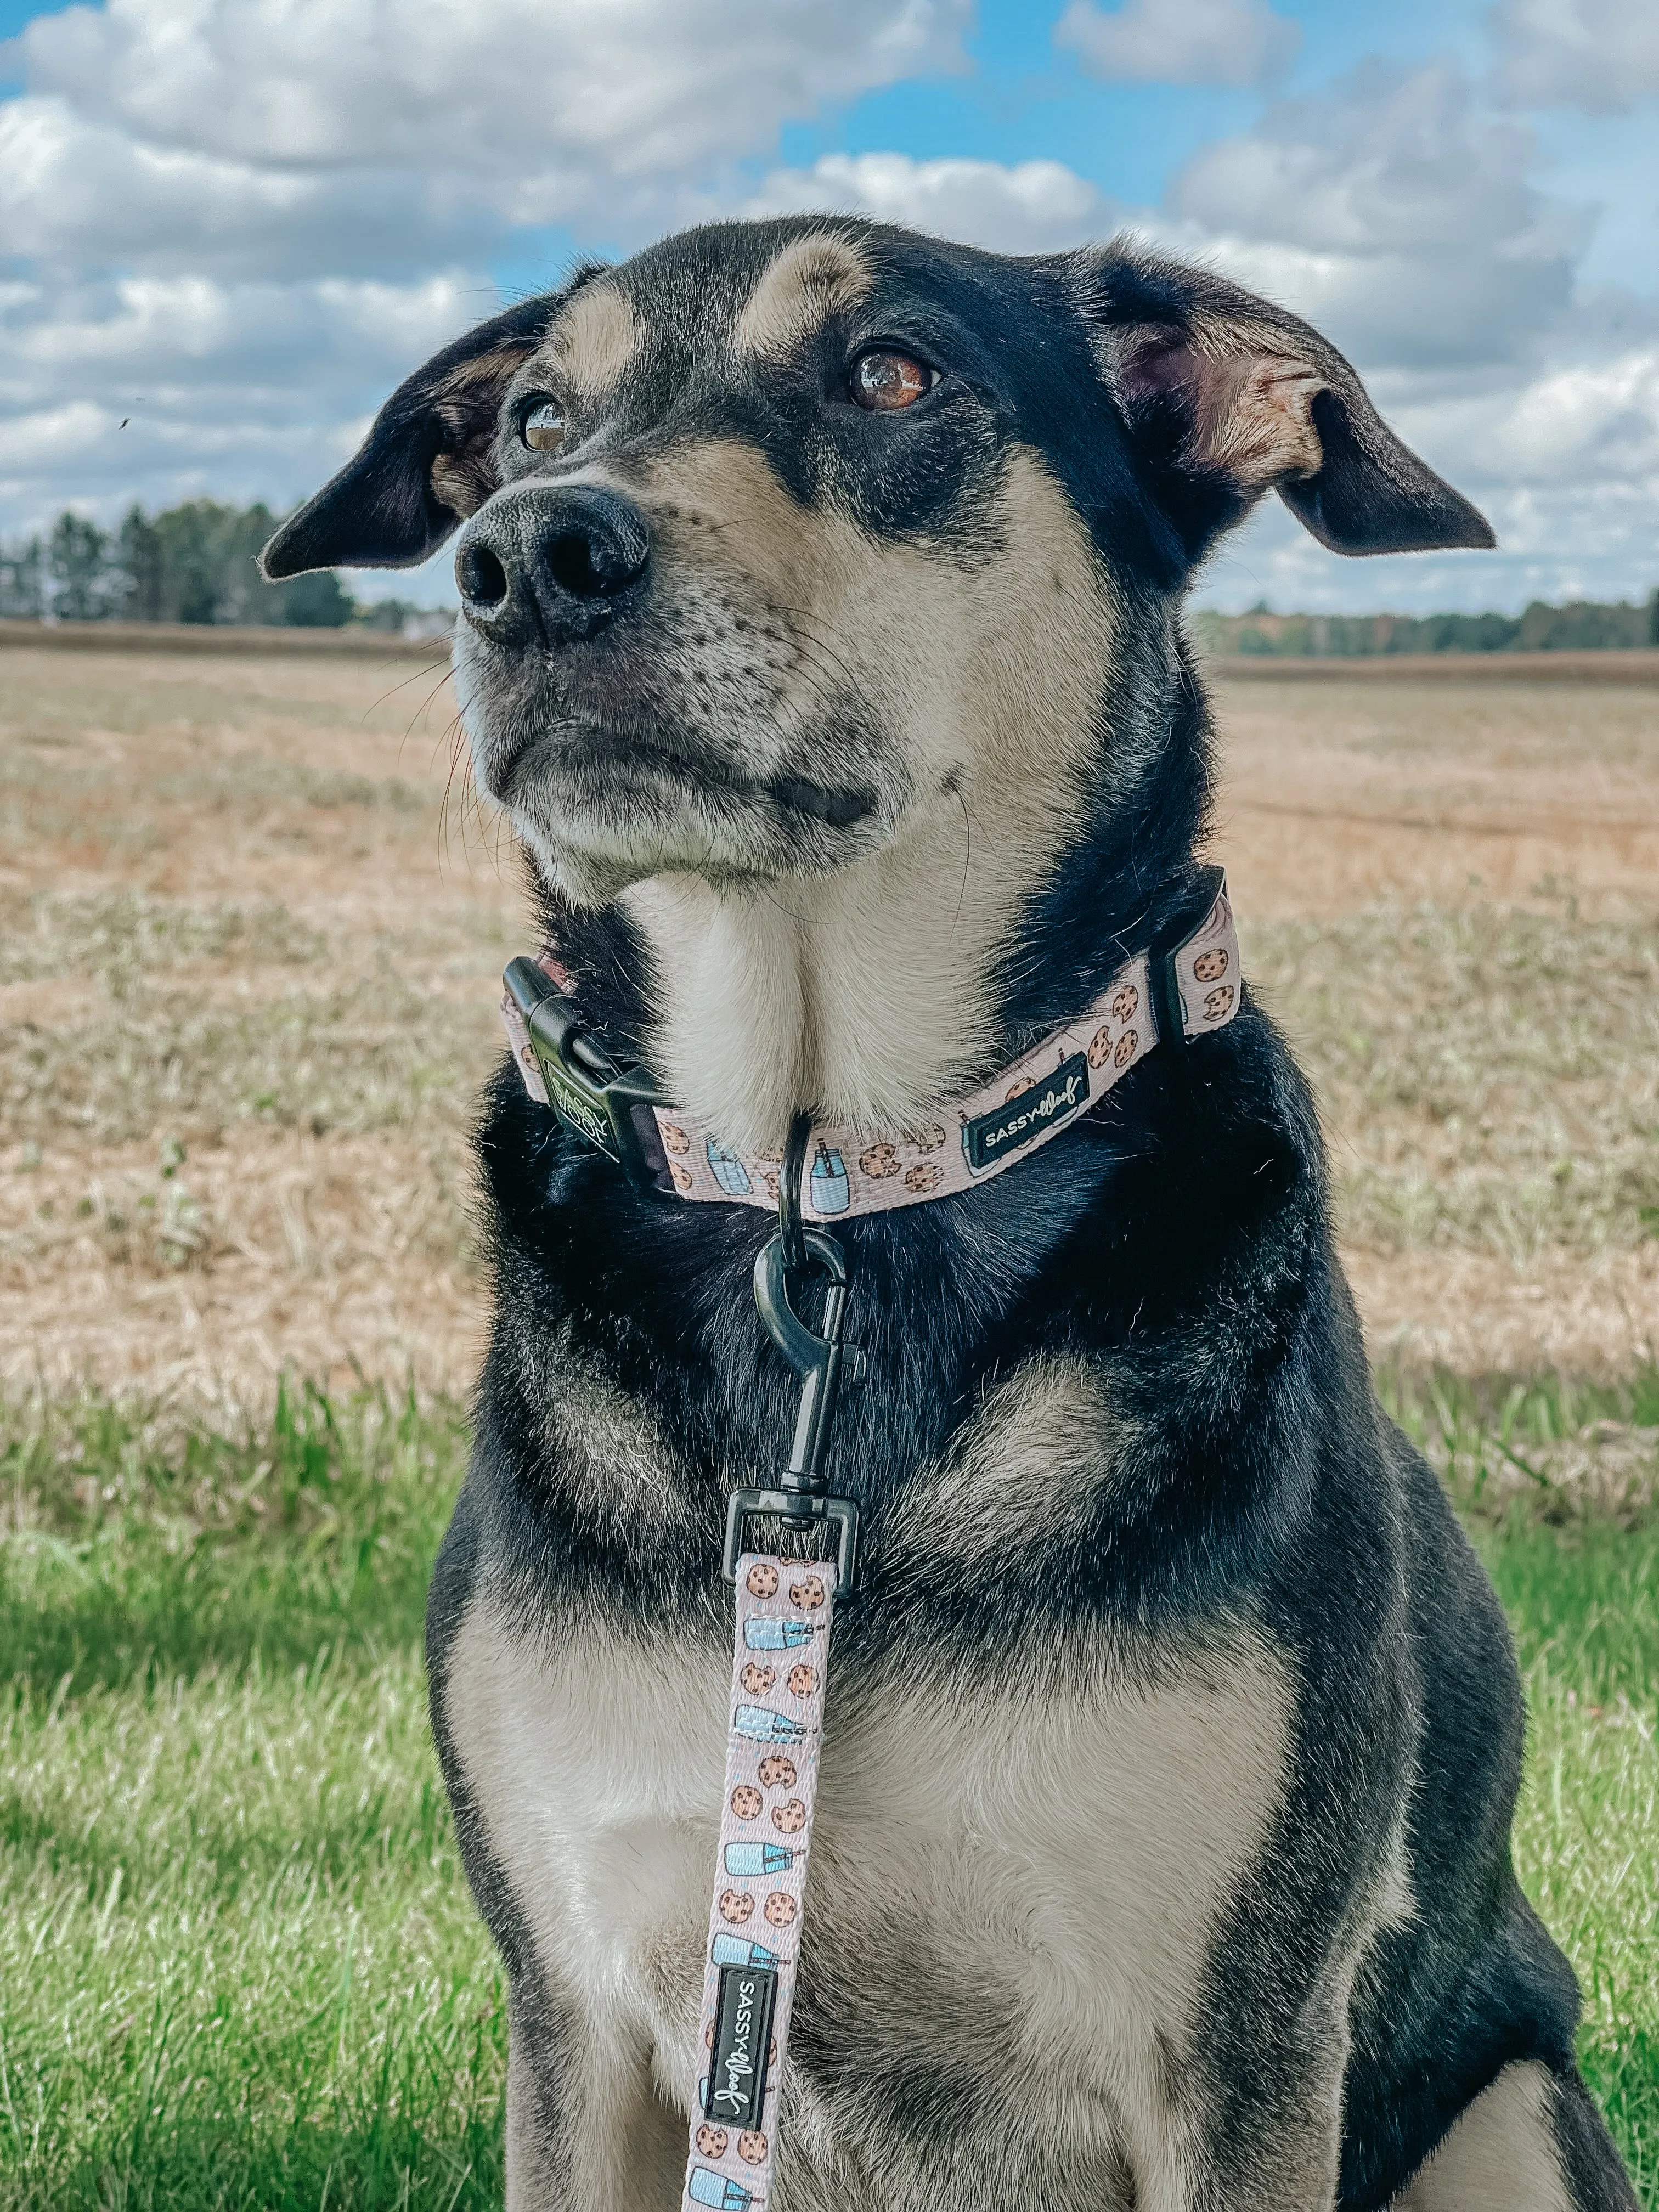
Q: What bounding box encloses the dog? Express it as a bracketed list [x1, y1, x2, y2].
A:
[263, 218, 1638, 2211]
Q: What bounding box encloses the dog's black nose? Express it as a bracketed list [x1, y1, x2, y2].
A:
[455, 485, 651, 648]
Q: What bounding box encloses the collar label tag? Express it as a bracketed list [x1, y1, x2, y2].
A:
[704, 1962, 777, 2128]
[541, 1063, 619, 1161]
[962, 1050, 1091, 1175]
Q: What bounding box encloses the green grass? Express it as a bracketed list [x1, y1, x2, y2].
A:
[1, 1385, 502, 2211]
[2, 1381, 1656, 2208]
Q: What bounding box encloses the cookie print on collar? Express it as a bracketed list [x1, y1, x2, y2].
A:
[501, 868, 1241, 1217]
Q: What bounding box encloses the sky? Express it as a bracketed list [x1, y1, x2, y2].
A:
[0, 0, 1655, 614]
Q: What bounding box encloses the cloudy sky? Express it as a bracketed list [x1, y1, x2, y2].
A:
[1, 0, 1655, 612]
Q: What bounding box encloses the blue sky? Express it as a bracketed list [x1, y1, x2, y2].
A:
[1, 0, 1655, 613]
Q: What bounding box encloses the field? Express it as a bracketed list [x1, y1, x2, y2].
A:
[2, 643, 1657, 2206]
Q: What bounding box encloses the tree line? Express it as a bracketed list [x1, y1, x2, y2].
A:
[0, 501, 442, 631]
[5, 499, 1656, 654]
[1191, 592, 1659, 658]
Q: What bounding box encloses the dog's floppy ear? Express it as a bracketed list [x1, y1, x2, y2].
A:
[1085, 244, 1494, 560]
[261, 284, 586, 578]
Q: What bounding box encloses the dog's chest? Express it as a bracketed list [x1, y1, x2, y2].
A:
[442, 1593, 1293, 2114]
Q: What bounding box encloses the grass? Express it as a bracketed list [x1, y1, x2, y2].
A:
[1, 1383, 1656, 2208]
[0, 885, 504, 1150]
[1, 1385, 503, 2211]
[1246, 902, 1659, 1260]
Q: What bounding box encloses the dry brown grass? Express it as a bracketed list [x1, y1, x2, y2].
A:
[1212, 676, 1659, 918]
[2, 648, 1656, 1403]
[1, 646, 518, 1406]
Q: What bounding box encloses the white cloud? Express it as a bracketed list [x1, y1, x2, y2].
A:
[0, 0, 970, 281]
[1419, 348, 1659, 488]
[1491, 0, 1659, 114]
[1163, 63, 1586, 366]
[744, 153, 1114, 254]
[0, 95, 507, 278]
[1055, 0, 1298, 89]
[16, 0, 967, 185]
[0, 270, 482, 533]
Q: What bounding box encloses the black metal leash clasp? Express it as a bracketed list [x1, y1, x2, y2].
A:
[723, 1222, 866, 1589]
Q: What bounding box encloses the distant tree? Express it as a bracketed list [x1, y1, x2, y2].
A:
[134, 499, 351, 626]
[48, 512, 110, 620]
[1192, 595, 1652, 658]
[112, 505, 165, 622]
[1516, 596, 1649, 650]
[354, 596, 426, 633]
[0, 535, 44, 619]
[2, 498, 367, 629]
[276, 567, 354, 626]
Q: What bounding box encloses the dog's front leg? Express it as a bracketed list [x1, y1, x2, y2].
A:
[503, 1972, 687, 2212]
[1186, 2000, 1348, 2212]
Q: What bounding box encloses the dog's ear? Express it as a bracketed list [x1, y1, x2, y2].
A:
[1084, 244, 1494, 561]
[261, 285, 585, 578]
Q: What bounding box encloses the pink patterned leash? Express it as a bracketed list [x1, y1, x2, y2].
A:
[681, 1552, 839, 2212]
[679, 1198, 864, 2209]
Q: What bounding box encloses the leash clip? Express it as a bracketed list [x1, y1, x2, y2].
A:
[723, 1226, 865, 1590]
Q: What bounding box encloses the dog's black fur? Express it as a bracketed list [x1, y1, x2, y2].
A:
[266, 219, 1637, 2210]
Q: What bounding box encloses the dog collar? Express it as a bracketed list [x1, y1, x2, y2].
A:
[501, 865, 1240, 1217]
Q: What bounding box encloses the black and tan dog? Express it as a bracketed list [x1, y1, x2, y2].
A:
[264, 219, 1637, 2211]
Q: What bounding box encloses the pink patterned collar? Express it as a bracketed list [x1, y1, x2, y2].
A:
[501, 870, 1240, 1219]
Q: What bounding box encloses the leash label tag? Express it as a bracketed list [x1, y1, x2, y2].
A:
[962, 1050, 1090, 1175]
[704, 1963, 777, 2128]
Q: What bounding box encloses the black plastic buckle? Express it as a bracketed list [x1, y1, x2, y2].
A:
[503, 956, 672, 1198]
[1147, 863, 1226, 1052]
[724, 1227, 865, 1589]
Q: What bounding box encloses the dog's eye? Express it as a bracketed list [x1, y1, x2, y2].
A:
[522, 400, 567, 452]
[851, 351, 936, 412]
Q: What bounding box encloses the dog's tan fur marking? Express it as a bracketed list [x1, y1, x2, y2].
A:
[546, 280, 642, 396]
[809, 1632, 1296, 2210]
[510, 1312, 700, 1544]
[430, 449, 494, 518]
[442, 1596, 1295, 2212]
[889, 1356, 1124, 1567]
[733, 233, 873, 358]
[603, 437, 1116, 1149]
[1394, 2059, 1570, 2211]
[1188, 311, 1327, 479]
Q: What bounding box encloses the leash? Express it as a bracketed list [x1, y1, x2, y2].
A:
[681, 1206, 862, 2211]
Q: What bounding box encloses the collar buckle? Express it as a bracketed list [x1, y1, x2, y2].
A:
[503, 956, 672, 1198]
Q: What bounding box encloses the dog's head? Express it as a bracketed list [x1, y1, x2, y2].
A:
[265, 218, 1489, 908]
